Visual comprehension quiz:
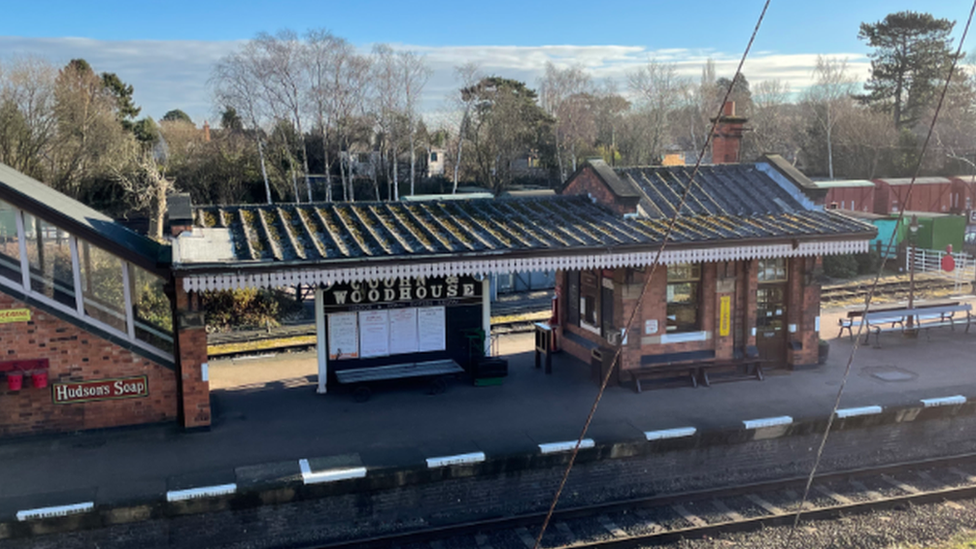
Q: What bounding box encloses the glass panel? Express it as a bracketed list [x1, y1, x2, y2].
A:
[79, 239, 126, 332]
[0, 200, 21, 282]
[758, 258, 788, 283]
[666, 281, 699, 332]
[666, 263, 701, 282]
[23, 213, 76, 308]
[131, 265, 174, 354]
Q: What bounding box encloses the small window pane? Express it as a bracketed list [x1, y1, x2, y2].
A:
[0, 200, 20, 282]
[758, 258, 788, 283]
[666, 263, 701, 333]
[79, 239, 126, 332]
[23, 214, 76, 308]
[131, 266, 174, 354]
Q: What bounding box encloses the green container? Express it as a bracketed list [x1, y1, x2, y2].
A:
[912, 214, 965, 251]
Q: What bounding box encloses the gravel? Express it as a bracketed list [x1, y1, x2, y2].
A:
[657, 498, 976, 549]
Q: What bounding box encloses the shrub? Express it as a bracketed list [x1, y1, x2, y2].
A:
[823, 253, 859, 279]
[201, 288, 300, 331]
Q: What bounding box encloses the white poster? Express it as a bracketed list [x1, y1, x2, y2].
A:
[359, 310, 390, 358]
[417, 306, 446, 352]
[389, 308, 419, 355]
[327, 312, 359, 360]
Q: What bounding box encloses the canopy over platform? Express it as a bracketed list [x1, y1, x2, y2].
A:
[174, 194, 873, 291]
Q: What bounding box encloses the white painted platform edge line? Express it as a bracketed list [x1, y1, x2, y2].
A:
[921, 395, 966, 407]
[16, 501, 94, 521]
[426, 452, 486, 468]
[538, 439, 595, 454]
[166, 483, 237, 502]
[298, 459, 368, 484]
[644, 427, 697, 441]
[743, 416, 793, 429]
[836, 405, 883, 418]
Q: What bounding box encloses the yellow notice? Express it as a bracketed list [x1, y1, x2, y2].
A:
[719, 296, 731, 337]
[0, 309, 30, 324]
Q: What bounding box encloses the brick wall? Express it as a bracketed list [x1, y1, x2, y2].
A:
[174, 280, 211, 430]
[0, 292, 177, 437]
[562, 167, 636, 215]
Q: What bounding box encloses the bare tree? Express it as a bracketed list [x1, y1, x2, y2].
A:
[398, 51, 432, 196]
[253, 30, 312, 202]
[449, 63, 481, 193]
[627, 60, 689, 163]
[804, 56, 857, 179]
[539, 62, 595, 180]
[0, 56, 57, 179]
[113, 150, 175, 241]
[212, 46, 275, 204]
[744, 79, 798, 160]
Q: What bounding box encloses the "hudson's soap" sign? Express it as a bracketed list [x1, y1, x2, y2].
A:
[52, 375, 149, 404]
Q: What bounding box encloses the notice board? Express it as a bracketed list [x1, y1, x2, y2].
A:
[327, 312, 359, 359]
[418, 306, 446, 352]
[359, 310, 390, 358]
[388, 308, 419, 355]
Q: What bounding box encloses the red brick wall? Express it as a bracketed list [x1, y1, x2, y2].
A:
[788, 256, 821, 369]
[0, 292, 177, 437]
[562, 167, 636, 215]
[174, 281, 211, 429]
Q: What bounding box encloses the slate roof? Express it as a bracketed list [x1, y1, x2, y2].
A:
[184, 195, 873, 267]
[620, 163, 820, 219]
[0, 163, 170, 276]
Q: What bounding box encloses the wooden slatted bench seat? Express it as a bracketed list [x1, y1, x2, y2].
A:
[699, 346, 767, 387]
[865, 304, 973, 347]
[335, 359, 464, 402]
[629, 350, 716, 392]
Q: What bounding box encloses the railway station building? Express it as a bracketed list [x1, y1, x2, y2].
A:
[0, 138, 874, 437]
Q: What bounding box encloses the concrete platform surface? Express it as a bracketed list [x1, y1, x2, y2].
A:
[1, 297, 974, 521]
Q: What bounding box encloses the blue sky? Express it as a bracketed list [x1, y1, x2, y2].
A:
[1, 0, 972, 123]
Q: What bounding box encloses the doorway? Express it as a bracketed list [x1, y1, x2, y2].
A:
[756, 258, 788, 367]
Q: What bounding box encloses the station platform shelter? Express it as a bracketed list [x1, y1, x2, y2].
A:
[0, 149, 875, 438]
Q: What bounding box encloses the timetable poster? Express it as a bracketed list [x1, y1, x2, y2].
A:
[417, 306, 446, 352]
[327, 312, 359, 360]
[359, 310, 390, 358]
[388, 308, 419, 355]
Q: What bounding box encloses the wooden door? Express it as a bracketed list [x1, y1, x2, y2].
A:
[756, 284, 788, 366]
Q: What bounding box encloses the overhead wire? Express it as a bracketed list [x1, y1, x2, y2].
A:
[530, 1, 772, 546]
[784, 1, 976, 544]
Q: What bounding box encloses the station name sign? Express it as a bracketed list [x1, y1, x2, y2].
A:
[52, 375, 149, 404]
[323, 275, 481, 311]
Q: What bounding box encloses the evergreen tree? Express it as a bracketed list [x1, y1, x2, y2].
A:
[858, 11, 957, 129]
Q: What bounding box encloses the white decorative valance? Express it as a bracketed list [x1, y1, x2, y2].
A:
[181, 239, 869, 292]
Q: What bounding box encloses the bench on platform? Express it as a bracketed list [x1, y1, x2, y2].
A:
[862, 304, 973, 347]
[629, 350, 716, 392]
[838, 300, 960, 341]
[335, 359, 464, 402]
[698, 346, 767, 387]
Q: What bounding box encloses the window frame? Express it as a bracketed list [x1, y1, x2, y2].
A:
[665, 263, 702, 334]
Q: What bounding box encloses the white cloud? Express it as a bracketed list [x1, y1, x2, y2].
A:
[0, 36, 870, 125]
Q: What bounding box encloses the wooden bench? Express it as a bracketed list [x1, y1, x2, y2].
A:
[629, 350, 716, 392]
[699, 346, 767, 387]
[335, 359, 464, 402]
[838, 300, 959, 341]
[865, 304, 973, 347]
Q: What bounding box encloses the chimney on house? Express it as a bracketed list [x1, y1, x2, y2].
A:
[203, 120, 211, 142]
[710, 101, 747, 164]
[168, 193, 194, 237]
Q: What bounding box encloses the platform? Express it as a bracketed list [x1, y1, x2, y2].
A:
[1, 297, 975, 524]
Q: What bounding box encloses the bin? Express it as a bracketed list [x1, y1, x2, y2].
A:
[590, 347, 619, 387]
[31, 370, 48, 389]
[6, 371, 23, 391]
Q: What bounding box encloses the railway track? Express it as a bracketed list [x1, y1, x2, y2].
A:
[306, 454, 976, 549]
[822, 275, 968, 304]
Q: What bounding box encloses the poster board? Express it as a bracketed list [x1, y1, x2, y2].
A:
[327, 312, 359, 359]
[388, 308, 419, 355]
[417, 306, 446, 352]
[359, 310, 390, 358]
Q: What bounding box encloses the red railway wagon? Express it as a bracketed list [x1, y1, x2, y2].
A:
[816, 180, 875, 212]
[872, 177, 955, 215]
[948, 176, 974, 213]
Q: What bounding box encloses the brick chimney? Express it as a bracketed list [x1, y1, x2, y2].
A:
[202, 120, 211, 142]
[710, 101, 747, 164]
[168, 193, 194, 237]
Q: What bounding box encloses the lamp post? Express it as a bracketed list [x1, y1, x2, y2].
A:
[906, 214, 919, 336]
